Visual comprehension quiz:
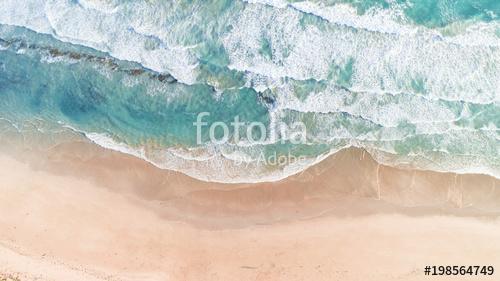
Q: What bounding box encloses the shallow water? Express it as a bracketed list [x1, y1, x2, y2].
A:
[0, 0, 498, 182]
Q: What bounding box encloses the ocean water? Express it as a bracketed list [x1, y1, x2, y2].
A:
[0, 0, 498, 182]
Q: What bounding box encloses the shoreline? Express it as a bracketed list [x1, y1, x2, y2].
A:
[81, 129, 500, 184]
[15, 137, 500, 216]
[0, 137, 499, 280]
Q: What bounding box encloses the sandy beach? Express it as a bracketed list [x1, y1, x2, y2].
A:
[0, 136, 499, 281]
[0, 0, 499, 279]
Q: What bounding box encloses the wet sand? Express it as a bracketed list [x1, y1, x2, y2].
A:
[0, 138, 499, 280]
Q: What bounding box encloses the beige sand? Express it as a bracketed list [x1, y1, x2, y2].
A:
[0, 139, 499, 281]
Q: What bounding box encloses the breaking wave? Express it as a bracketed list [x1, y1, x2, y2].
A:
[0, 0, 498, 183]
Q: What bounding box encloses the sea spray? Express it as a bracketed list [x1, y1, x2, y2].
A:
[0, 0, 498, 183]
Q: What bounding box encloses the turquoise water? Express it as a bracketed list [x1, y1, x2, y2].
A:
[0, 27, 271, 147]
[0, 0, 498, 182]
[297, 0, 499, 27]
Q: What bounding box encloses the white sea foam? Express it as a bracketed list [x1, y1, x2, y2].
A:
[86, 133, 146, 159]
[441, 21, 500, 47]
[246, 0, 500, 46]
[222, 4, 500, 103]
[290, 1, 414, 35]
[245, 0, 289, 8]
[368, 147, 500, 179]
[0, 0, 199, 84]
[76, 0, 120, 14]
[78, 129, 500, 182]
[1, 0, 499, 182]
[273, 84, 460, 128]
[0, 0, 498, 97]
[81, 130, 335, 183]
[55, 121, 500, 183]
